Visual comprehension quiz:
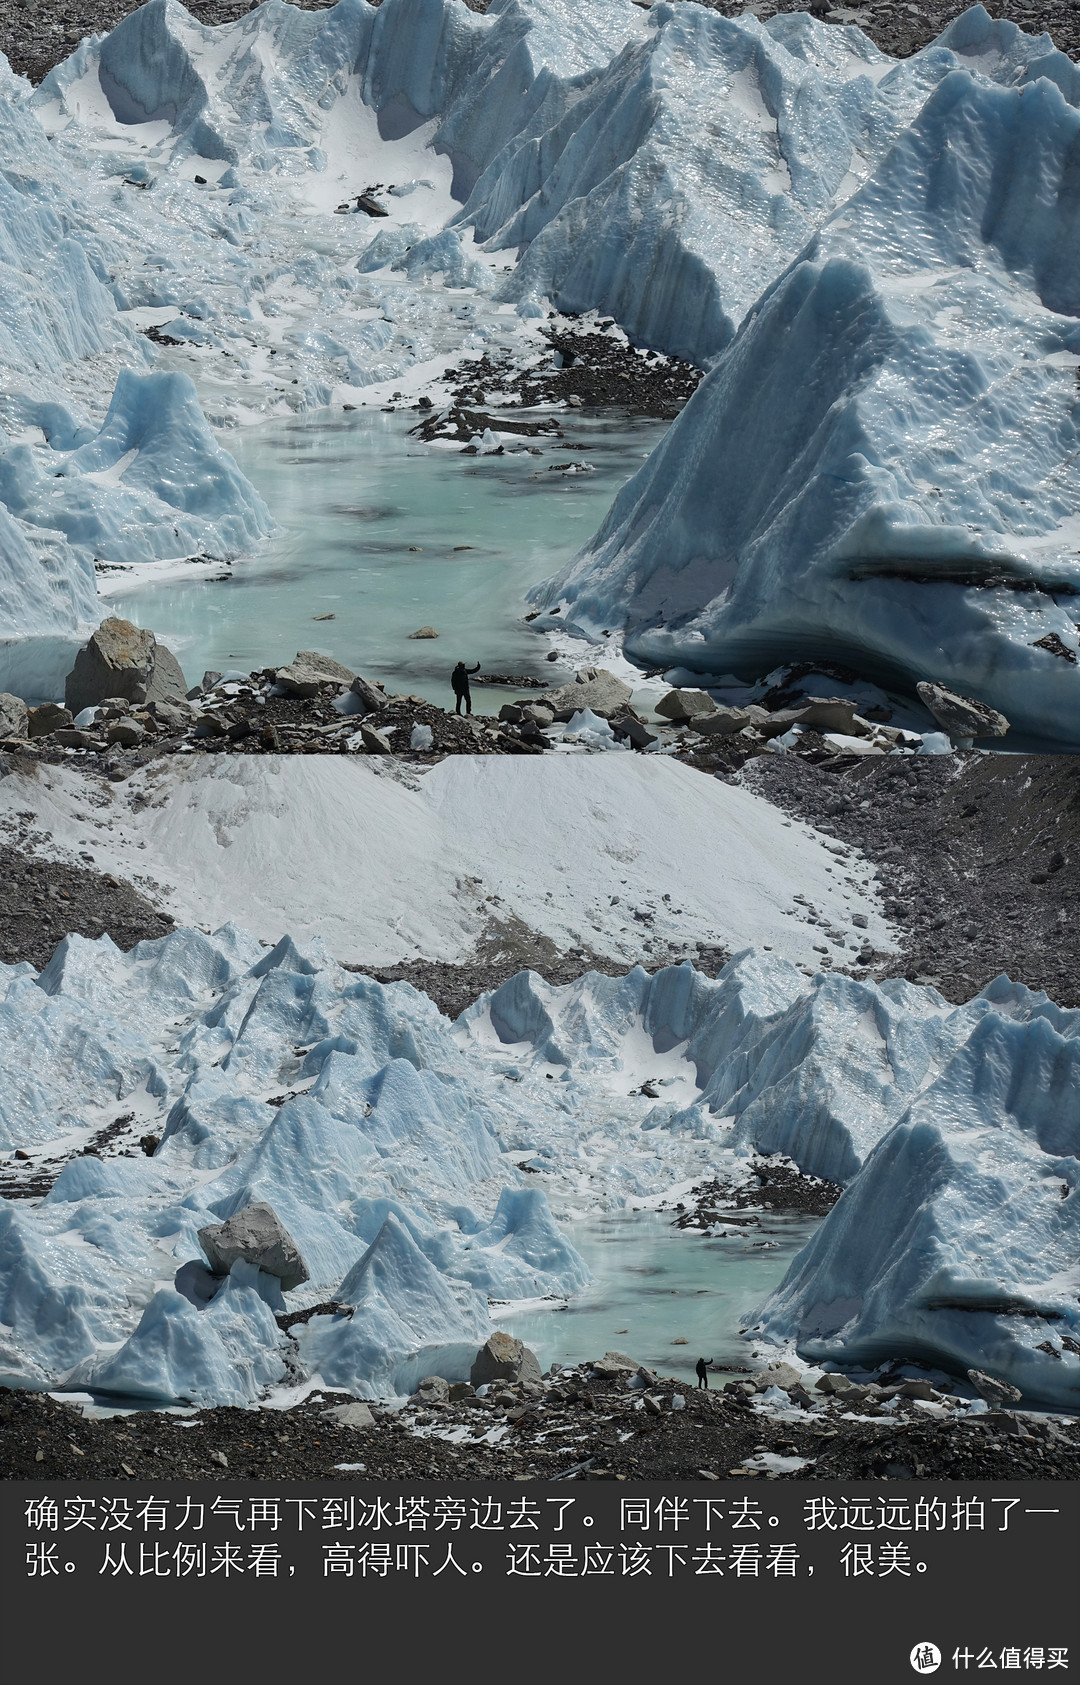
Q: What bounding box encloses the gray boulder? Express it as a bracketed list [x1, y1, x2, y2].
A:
[27, 703, 73, 738]
[521, 703, 554, 727]
[322, 1401, 375, 1430]
[54, 728, 105, 750]
[275, 650, 357, 698]
[0, 694, 29, 739]
[470, 1332, 542, 1388]
[688, 706, 751, 737]
[654, 688, 717, 722]
[756, 708, 816, 740]
[917, 682, 1009, 743]
[795, 697, 864, 734]
[407, 626, 439, 639]
[541, 667, 633, 721]
[198, 1201, 309, 1291]
[591, 1351, 638, 1379]
[360, 724, 393, 754]
[106, 719, 145, 747]
[613, 713, 658, 750]
[65, 618, 188, 714]
[414, 1375, 450, 1404]
[760, 1361, 803, 1392]
[149, 700, 195, 733]
[349, 674, 386, 714]
[967, 1367, 1022, 1406]
[145, 643, 189, 709]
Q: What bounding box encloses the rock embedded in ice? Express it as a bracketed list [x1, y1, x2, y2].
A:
[198, 1200, 310, 1292]
[916, 682, 1009, 744]
[470, 1331, 542, 1388]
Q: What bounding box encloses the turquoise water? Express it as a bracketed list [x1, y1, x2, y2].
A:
[497, 1209, 820, 1384]
[107, 408, 666, 711]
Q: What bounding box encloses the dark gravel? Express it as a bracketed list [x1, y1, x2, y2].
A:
[434, 331, 702, 423]
[0, 837, 172, 972]
[364, 913, 732, 1021]
[743, 750, 1080, 1006]
[675, 1163, 845, 1226]
[3, 1369, 1077, 1483]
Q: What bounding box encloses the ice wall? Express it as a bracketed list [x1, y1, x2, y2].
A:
[5, 1, 1080, 720]
[538, 68, 1080, 743]
[477, 4, 1079, 361]
[754, 998, 1080, 1409]
[1, 930, 1077, 1404]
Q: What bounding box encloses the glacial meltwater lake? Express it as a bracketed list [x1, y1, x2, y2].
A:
[496, 1208, 821, 1384]
[106, 407, 668, 711]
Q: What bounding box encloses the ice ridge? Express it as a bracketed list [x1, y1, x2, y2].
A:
[0, 926, 1075, 1407]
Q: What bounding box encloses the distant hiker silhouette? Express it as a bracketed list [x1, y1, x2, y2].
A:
[452, 660, 481, 715]
[696, 1357, 710, 1389]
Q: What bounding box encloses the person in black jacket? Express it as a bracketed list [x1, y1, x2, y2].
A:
[696, 1357, 710, 1389]
[451, 661, 481, 715]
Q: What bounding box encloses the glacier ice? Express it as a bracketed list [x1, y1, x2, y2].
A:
[753, 988, 1080, 1409]
[536, 64, 1080, 742]
[0, 922, 1076, 1407]
[1, 0, 1080, 719]
[0, 369, 272, 569]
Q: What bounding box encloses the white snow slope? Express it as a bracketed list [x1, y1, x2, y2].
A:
[1, 930, 1075, 1408]
[2, 0, 1080, 727]
[0, 752, 896, 969]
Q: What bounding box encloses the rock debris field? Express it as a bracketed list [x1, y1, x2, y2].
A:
[5, 1352, 1079, 1484]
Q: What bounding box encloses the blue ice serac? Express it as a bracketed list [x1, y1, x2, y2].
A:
[0, 929, 1076, 1408]
[0, 3, 1078, 735]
